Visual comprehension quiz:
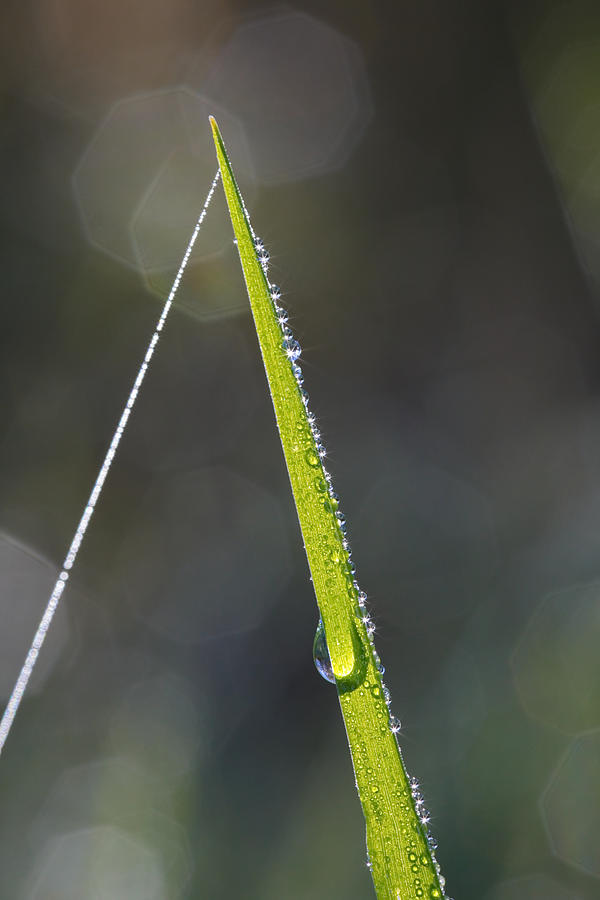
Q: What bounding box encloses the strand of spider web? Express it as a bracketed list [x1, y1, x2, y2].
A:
[0, 168, 221, 755]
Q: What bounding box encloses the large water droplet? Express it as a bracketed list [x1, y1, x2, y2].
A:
[313, 619, 335, 683]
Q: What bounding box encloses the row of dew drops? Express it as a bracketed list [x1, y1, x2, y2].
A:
[250, 227, 452, 900]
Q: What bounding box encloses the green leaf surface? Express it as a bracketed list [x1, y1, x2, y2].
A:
[210, 116, 447, 900]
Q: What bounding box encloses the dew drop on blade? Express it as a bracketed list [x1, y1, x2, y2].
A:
[313, 618, 335, 683]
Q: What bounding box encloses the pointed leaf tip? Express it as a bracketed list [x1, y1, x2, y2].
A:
[209, 116, 221, 141]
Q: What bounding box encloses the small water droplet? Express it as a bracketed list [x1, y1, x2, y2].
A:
[313, 619, 335, 683]
[315, 477, 328, 492]
[254, 237, 269, 268]
[270, 284, 282, 302]
[284, 339, 301, 362]
[390, 716, 401, 734]
[306, 449, 319, 467]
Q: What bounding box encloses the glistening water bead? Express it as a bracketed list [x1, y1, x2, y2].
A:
[313, 619, 335, 683]
[390, 717, 401, 734]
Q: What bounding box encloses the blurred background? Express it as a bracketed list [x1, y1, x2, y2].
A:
[1, 0, 600, 897]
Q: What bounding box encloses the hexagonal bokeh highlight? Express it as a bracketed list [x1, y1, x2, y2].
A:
[115, 466, 291, 643]
[72, 88, 254, 318]
[201, 9, 373, 184]
[29, 825, 165, 900]
[29, 758, 169, 846]
[484, 873, 581, 900]
[541, 731, 600, 878]
[28, 757, 193, 896]
[0, 533, 70, 700]
[511, 581, 600, 733]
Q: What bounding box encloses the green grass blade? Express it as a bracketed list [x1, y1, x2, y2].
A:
[210, 116, 448, 900]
